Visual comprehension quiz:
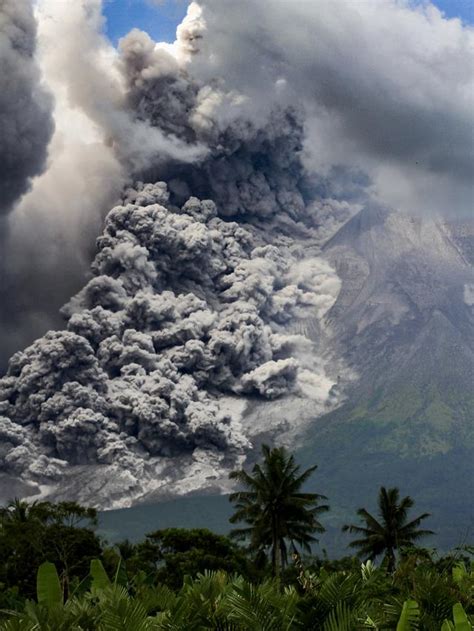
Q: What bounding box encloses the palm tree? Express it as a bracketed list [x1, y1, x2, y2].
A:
[229, 444, 329, 577]
[0, 498, 45, 527]
[342, 486, 434, 572]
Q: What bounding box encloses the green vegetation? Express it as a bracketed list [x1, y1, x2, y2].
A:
[0, 499, 101, 601]
[111, 528, 251, 590]
[0, 554, 472, 629]
[0, 446, 472, 629]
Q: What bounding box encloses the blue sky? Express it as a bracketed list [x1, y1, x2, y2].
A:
[102, 0, 473, 46]
[103, 0, 188, 45]
[431, 0, 474, 21]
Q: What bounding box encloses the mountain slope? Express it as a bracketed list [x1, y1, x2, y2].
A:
[1, 204, 472, 556]
[294, 208, 474, 551]
[322, 208, 473, 453]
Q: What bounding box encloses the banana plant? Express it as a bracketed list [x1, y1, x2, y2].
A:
[90, 559, 112, 592]
[396, 599, 420, 631]
[0, 561, 97, 630]
[441, 603, 473, 631]
[36, 562, 63, 611]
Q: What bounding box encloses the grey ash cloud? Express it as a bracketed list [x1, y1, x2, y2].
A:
[0, 0, 54, 215]
[0, 0, 472, 497]
[2, 0, 472, 365]
[196, 0, 474, 217]
[0, 0, 56, 374]
[0, 179, 339, 483]
[117, 22, 309, 224]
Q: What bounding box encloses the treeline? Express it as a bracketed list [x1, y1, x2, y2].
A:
[0, 445, 472, 629]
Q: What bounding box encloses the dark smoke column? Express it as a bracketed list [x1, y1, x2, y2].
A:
[0, 0, 54, 215]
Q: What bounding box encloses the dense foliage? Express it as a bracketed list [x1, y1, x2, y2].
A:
[0, 448, 472, 628]
[0, 499, 101, 602]
[105, 528, 252, 590]
[0, 554, 472, 629]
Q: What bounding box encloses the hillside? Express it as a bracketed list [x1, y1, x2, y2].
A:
[295, 208, 474, 551]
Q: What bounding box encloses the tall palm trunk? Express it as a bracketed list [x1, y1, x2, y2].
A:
[386, 547, 396, 573]
[271, 513, 282, 578]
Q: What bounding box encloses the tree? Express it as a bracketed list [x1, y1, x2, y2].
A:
[0, 498, 101, 598]
[0, 498, 50, 528]
[38, 501, 101, 594]
[0, 499, 51, 596]
[229, 444, 329, 577]
[135, 528, 250, 589]
[342, 486, 434, 572]
[39, 500, 98, 529]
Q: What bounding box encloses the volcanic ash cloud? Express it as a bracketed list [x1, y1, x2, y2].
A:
[0, 180, 341, 487]
[0, 1, 347, 496]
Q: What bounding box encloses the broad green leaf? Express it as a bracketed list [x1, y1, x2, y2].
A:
[452, 563, 467, 585]
[36, 562, 62, 610]
[114, 558, 129, 588]
[452, 603, 471, 631]
[396, 599, 419, 631]
[441, 621, 454, 631]
[90, 559, 111, 591]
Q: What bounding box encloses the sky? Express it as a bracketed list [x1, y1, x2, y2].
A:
[103, 0, 188, 44]
[429, 0, 474, 22]
[102, 0, 473, 45]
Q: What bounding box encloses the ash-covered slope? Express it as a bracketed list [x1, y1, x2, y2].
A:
[295, 208, 474, 551]
[324, 207, 473, 449]
[0, 0, 472, 539]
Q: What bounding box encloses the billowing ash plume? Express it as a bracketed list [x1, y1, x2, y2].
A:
[0, 0, 54, 215]
[196, 0, 474, 218]
[118, 16, 309, 225]
[0, 2, 349, 492]
[0, 179, 340, 484]
[0, 0, 401, 499]
[3, 0, 470, 373]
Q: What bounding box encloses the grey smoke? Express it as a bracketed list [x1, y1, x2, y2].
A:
[3, 0, 470, 365]
[1, 0, 472, 494]
[0, 0, 54, 215]
[119, 22, 309, 223]
[0, 0, 208, 370]
[194, 0, 474, 217]
[0, 181, 339, 482]
[36, 0, 207, 173]
[2, 0, 473, 367]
